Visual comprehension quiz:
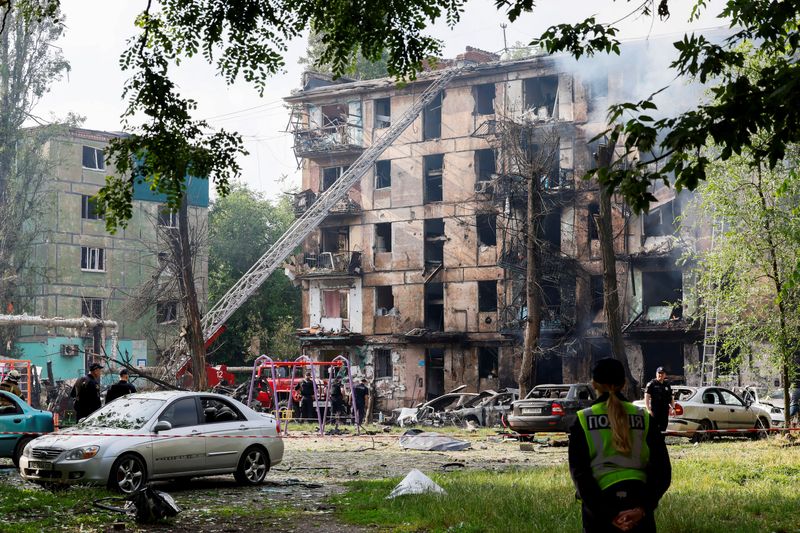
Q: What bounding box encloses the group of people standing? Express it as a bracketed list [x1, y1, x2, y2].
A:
[71, 363, 137, 421]
[294, 372, 370, 425]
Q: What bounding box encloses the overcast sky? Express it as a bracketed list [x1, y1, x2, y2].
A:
[34, 0, 727, 201]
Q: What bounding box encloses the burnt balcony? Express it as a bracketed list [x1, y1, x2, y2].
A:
[293, 189, 361, 218]
[289, 251, 363, 279]
[292, 125, 364, 159]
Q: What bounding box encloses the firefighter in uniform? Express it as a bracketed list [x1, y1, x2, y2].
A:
[569, 358, 671, 533]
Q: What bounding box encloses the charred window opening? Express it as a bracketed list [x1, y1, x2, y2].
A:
[321, 226, 349, 253]
[375, 286, 394, 314]
[375, 160, 391, 189]
[423, 92, 443, 140]
[425, 348, 445, 399]
[643, 201, 680, 237]
[424, 154, 444, 203]
[322, 166, 348, 191]
[590, 275, 604, 315]
[541, 209, 561, 249]
[542, 283, 561, 321]
[424, 218, 445, 267]
[478, 347, 498, 378]
[524, 142, 560, 188]
[321, 103, 349, 129]
[374, 223, 392, 253]
[524, 76, 559, 118]
[424, 283, 444, 331]
[322, 289, 349, 319]
[374, 97, 391, 128]
[642, 270, 683, 318]
[475, 84, 496, 115]
[475, 148, 496, 182]
[587, 76, 609, 115]
[157, 301, 178, 324]
[478, 280, 497, 312]
[81, 297, 103, 319]
[477, 214, 497, 247]
[642, 343, 684, 382]
[374, 348, 392, 378]
[588, 203, 600, 241]
[536, 352, 563, 385]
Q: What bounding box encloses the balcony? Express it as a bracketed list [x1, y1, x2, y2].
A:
[292, 125, 364, 159]
[289, 251, 363, 279]
[293, 189, 361, 218]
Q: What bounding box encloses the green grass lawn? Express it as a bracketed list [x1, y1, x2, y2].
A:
[333, 439, 800, 533]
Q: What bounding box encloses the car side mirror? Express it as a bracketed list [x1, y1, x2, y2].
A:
[744, 398, 752, 408]
[153, 420, 172, 433]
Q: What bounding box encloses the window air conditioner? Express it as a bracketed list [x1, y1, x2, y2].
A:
[61, 344, 81, 357]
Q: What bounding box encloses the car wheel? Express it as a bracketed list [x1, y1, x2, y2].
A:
[12, 436, 33, 468]
[692, 419, 714, 443]
[108, 453, 147, 494]
[752, 417, 770, 440]
[234, 446, 269, 485]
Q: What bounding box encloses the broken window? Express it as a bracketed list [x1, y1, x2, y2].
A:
[424, 154, 444, 203]
[478, 347, 498, 378]
[524, 76, 559, 119]
[374, 98, 391, 128]
[642, 343, 684, 382]
[424, 218, 445, 267]
[375, 160, 391, 189]
[425, 348, 445, 399]
[541, 209, 561, 249]
[424, 283, 444, 331]
[321, 226, 349, 253]
[81, 195, 102, 220]
[523, 142, 560, 188]
[474, 83, 495, 115]
[375, 286, 394, 315]
[374, 348, 392, 378]
[588, 203, 600, 241]
[476, 214, 497, 247]
[643, 200, 680, 237]
[590, 275, 604, 315]
[374, 223, 392, 253]
[322, 289, 349, 319]
[322, 166, 348, 191]
[158, 205, 178, 228]
[321, 104, 349, 130]
[423, 92, 442, 140]
[81, 246, 106, 272]
[157, 301, 178, 324]
[642, 270, 682, 318]
[81, 297, 103, 319]
[542, 283, 561, 323]
[478, 280, 497, 312]
[475, 149, 496, 182]
[82, 146, 105, 170]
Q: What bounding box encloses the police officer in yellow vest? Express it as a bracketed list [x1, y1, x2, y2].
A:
[569, 358, 671, 532]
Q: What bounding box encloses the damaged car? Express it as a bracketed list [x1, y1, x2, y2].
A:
[19, 391, 283, 493]
[507, 384, 596, 434]
[391, 386, 477, 426]
[451, 389, 519, 427]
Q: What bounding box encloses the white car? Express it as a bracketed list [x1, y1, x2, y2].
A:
[19, 391, 283, 492]
[636, 386, 772, 441]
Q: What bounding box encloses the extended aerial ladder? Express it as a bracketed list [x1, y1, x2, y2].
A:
[160, 64, 467, 381]
[700, 218, 724, 386]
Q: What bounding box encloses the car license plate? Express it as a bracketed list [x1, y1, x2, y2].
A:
[313, 400, 330, 408]
[29, 461, 53, 470]
[522, 408, 542, 415]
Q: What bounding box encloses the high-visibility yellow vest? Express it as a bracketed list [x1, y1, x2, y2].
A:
[577, 401, 650, 490]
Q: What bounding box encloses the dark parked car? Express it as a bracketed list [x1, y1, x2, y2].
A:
[391, 386, 478, 426]
[0, 390, 54, 466]
[452, 389, 519, 427]
[507, 383, 596, 434]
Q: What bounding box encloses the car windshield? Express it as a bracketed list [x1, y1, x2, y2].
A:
[79, 397, 166, 429]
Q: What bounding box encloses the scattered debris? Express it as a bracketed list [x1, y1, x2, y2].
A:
[260, 479, 324, 490]
[440, 462, 466, 471]
[398, 430, 471, 451]
[387, 469, 446, 499]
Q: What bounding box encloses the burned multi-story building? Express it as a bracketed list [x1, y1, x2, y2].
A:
[284, 45, 704, 412]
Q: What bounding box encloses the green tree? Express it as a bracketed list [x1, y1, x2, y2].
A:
[0, 2, 70, 347]
[299, 30, 390, 80]
[686, 144, 800, 423]
[207, 184, 300, 365]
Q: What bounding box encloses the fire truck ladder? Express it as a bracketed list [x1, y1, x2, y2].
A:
[700, 219, 723, 386]
[160, 64, 466, 380]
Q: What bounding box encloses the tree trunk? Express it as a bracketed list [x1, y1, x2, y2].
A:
[517, 167, 542, 398]
[596, 145, 638, 398]
[173, 195, 207, 390]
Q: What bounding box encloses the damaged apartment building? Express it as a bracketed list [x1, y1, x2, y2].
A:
[283, 44, 705, 412]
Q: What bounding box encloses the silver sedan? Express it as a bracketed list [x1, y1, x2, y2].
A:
[19, 391, 283, 493]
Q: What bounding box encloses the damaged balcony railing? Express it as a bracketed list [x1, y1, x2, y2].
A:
[292, 124, 364, 158]
[297, 251, 363, 276]
[293, 190, 361, 217]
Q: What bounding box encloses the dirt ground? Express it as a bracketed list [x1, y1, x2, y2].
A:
[2, 428, 571, 532]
